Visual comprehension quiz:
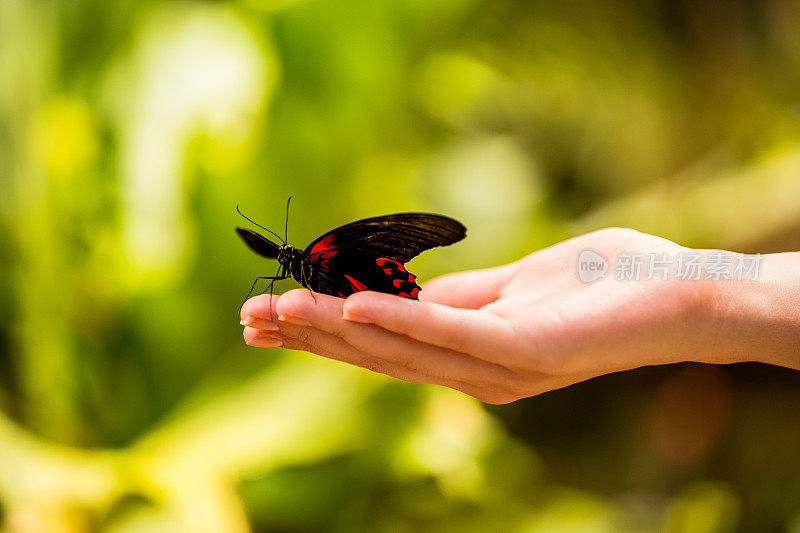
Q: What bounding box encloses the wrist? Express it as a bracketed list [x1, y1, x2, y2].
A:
[712, 252, 800, 369]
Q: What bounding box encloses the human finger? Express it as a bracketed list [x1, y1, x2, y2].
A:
[276, 289, 514, 386]
[342, 291, 517, 363]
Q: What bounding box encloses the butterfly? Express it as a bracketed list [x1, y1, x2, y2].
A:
[236, 199, 466, 305]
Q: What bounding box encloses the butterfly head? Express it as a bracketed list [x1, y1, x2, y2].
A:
[277, 244, 299, 267]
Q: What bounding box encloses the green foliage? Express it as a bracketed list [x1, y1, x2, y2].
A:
[1, 0, 800, 531]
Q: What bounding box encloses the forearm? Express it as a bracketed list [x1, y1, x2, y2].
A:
[715, 251, 800, 370]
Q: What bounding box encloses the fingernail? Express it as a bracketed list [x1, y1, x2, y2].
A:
[278, 315, 312, 327]
[246, 333, 283, 348]
[342, 310, 372, 324]
[240, 316, 279, 331]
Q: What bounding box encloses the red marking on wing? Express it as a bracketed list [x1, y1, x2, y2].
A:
[409, 287, 419, 298]
[310, 234, 336, 255]
[344, 274, 368, 292]
[376, 257, 402, 268]
[308, 249, 338, 272]
[378, 257, 418, 294]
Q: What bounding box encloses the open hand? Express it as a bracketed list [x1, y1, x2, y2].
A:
[240, 228, 728, 404]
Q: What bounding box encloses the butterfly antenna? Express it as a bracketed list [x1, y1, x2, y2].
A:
[284, 196, 292, 243]
[236, 205, 285, 244]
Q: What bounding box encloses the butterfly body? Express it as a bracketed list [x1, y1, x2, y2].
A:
[237, 212, 466, 300]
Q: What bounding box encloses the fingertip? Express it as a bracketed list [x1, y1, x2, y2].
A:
[276, 289, 343, 321]
[343, 291, 415, 322]
[240, 298, 257, 320]
[241, 293, 279, 320]
[275, 288, 315, 316]
[241, 315, 279, 330]
[342, 291, 383, 315]
[242, 325, 261, 343]
[341, 309, 373, 324]
[243, 325, 285, 347]
[417, 276, 460, 305]
[342, 294, 370, 322]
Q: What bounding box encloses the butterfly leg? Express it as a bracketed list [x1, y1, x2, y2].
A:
[265, 277, 277, 322]
[263, 263, 292, 321]
[300, 262, 317, 304]
[241, 270, 289, 314]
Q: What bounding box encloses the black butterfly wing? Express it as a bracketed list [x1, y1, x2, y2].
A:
[301, 213, 465, 299]
[305, 249, 421, 299]
[303, 213, 466, 263]
[236, 228, 280, 258]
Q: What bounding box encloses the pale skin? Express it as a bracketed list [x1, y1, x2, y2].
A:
[239, 228, 800, 404]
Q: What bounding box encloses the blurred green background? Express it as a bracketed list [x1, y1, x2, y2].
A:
[1, 0, 800, 531]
